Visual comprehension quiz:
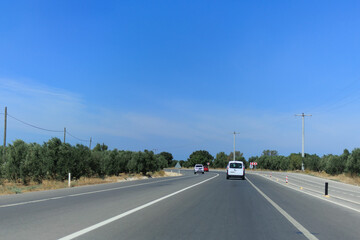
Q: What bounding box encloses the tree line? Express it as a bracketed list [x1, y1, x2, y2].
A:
[0, 138, 173, 185]
[1, 137, 359, 186]
[249, 149, 360, 176]
[179, 150, 248, 168]
[180, 149, 359, 176]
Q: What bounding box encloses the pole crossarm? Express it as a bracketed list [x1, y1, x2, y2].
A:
[295, 113, 312, 117]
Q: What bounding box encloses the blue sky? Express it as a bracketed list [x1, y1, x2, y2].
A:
[1, 0, 360, 160]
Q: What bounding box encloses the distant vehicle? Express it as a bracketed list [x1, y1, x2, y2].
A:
[226, 161, 245, 180]
[204, 165, 209, 172]
[194, 164, 204, 174]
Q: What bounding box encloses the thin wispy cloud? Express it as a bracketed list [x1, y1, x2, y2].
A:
[1, 78, 360, 159]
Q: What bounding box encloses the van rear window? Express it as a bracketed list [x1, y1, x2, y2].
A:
[230, 163, 242, 169]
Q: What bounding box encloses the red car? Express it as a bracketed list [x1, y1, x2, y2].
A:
[204, 166, 209, 172]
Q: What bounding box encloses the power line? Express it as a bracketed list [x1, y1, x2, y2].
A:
[67, 131, 89, 142]
[4, 109, 91, 146]
[7, 113, 63, 133]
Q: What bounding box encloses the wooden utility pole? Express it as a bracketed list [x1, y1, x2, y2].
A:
[3, 106, 7, 157]
[64, 127, 66, 143]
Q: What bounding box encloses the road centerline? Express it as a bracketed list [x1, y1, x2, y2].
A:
[58, 173, 219, 240]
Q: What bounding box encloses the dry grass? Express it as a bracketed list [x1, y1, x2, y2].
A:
[0, 171, 182, 195]
[304, 171, 360, 186]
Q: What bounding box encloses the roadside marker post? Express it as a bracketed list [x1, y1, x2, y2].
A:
[68, 173, 71, 188]
[325, 182, 329, 197]
[286, 176, 288, 184]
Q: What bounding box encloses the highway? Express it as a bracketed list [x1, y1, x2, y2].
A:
[0, 170, 359, 240]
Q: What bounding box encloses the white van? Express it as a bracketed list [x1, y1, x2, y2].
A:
[226, 161, 245, 180]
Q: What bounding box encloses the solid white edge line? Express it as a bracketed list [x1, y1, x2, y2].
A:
[0, 175, 190, 208]
[249, 172, 360, 213]
[247, 178, 319, 240]
[58, 174, 219, 240]
[256, 171, 360, 195]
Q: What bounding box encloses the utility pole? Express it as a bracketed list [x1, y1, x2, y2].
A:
[64, 127, 66, 143]
[233, 131, 240, 161]
[3, 106, 7, 158]
[89, 137, 92, 149]
[295, 113, 312, 171]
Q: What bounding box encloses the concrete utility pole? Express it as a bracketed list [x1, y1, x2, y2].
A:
[295, 113, 312, 171]
[233, 131, 240, 161]
[89, 137, 92, 149]
[64, 127, 66, 143]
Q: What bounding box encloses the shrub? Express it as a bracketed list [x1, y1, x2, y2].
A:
[4, 140, 28, 183]
[288, 153, 302, 170]
[24, 143, 46, 184]
[304, 154, 321, 172]
[214, 152, 228, 168]
[324, 155, 342, 175]
[346, 148, 360, 176]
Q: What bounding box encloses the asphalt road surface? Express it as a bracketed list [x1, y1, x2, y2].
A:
[0, 170, 359, 240]
[250, 170, 360, 212]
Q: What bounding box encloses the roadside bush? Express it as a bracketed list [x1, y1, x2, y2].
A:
[57, 143, 75, 181]
[140, 150, 159, 175]
[156, 154, 168, 170]
[304, 154, 321, 172]
[288, 153, 302, 170]
[346, 148, 360, 176]
[106, 149, 121, 176]
[1, 138, 170, 183]
[43, 138, 62, 180]
[72, 144, 91, 179]
[4, 140, 28, 183]
[127, 151, 141, 174]
[24, 143, 46, 184]
[278, 156, 289, 171]
[324, 155, 342, 175]
[214, 152, 228, 168]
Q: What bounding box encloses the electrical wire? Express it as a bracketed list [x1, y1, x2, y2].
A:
[67, 131, 89, 142]
[7, 113, 63, 133]
[5, 112, 90, 143]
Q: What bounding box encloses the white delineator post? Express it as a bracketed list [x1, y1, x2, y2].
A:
[68, 173, 71, 187]
[286, 175, 288, 184]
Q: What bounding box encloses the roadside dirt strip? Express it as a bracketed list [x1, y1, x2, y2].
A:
[247, 171, 360, 213]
